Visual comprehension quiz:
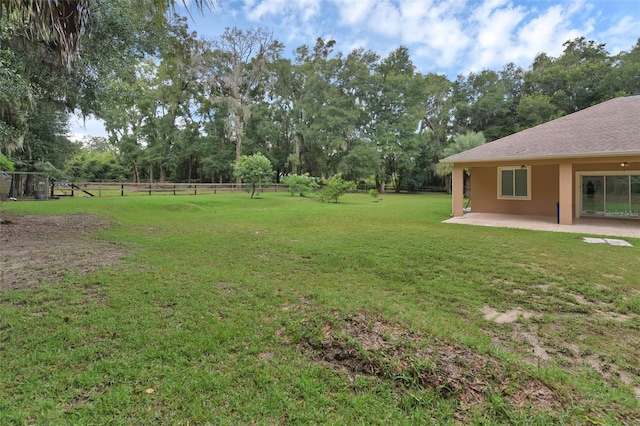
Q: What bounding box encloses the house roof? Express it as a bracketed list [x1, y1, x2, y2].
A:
[441, 95, 640, 164]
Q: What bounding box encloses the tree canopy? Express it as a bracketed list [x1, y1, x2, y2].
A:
[233, 152, 273, 198]
[1, 3, 638, 193]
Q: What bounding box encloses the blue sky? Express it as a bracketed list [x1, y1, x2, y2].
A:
[71, 0, 639, 140]
[184, 0, 640, 77]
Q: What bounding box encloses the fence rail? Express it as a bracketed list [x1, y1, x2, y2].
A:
[51, 182, 288, 198]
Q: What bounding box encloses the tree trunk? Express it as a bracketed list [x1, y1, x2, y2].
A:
[133, 160, 140, 183]
[235, 115, 243, 184]
[294, 133, 302, 174]
[9, 174, 16, 198]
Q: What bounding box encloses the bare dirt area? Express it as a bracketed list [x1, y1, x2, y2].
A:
[0, 213, 126, 291]
[297, 312, 560, 418]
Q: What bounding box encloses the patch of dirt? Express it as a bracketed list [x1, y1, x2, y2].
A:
[513, 323, 552, 363]
[297, 312, 561, 415]
[482, 306, 538, 324]
[567, 293, 632, 322]
[482, 301, 640, 404]
[0, 213, 126, 290]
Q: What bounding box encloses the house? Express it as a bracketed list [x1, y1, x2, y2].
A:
[440, 95, 640, 225]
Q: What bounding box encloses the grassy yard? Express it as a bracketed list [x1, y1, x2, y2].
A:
[1, 192, 639, 424]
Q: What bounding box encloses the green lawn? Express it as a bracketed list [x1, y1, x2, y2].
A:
[1, 193, 639, 424]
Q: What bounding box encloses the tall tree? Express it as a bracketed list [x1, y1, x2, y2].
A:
[0, 45, 32, 153]
[436, 131, 486, 194]
[523, 37, 615, 115]
[610, 38, 640, 96]
[207, 27, 282, 164]
[0, 0, 213, 68]
[451, 64, 523, 141]
[368, 47, 426, 192]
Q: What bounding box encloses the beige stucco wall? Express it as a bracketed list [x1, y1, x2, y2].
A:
[573, 162, 640, 172]
[470, 164, 560, 217]
[452, 156, 640, 222]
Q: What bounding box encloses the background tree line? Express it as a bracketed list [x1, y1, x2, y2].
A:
[1, 0, 639, 191]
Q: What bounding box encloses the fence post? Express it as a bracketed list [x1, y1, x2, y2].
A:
[99, 182, 102, 197]
[173, 184, 176, 196]
[148, 184, 152, 196]
[121, 184, 124, 196]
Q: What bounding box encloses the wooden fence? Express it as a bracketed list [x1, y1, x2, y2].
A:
[51, 182, 288, 198]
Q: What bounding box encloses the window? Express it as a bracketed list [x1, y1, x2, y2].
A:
[498, 166, 530, 199]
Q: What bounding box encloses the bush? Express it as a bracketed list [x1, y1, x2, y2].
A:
[369, 188, 379, 200]
[282, 173, 318, 196]
[233, 153, 273, 199]
[317, 174, 356, 203]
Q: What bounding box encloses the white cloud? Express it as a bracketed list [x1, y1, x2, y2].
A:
[203, 0, 640, 77]
[240, 0, 323, 44]
[465, 0, 526, 71]
[243, 0, 287, 21]
[331, 0, 375, 25]
[243, 0, 321, 22]
[515, 4, 585, 60]
[597, 15, 640, 54]
[293, 0, 321, 22]
[366, 1, 402, 37]
[393, 0, 471, 69]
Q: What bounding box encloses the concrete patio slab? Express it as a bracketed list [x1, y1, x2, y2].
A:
[443, 213, 640, 239]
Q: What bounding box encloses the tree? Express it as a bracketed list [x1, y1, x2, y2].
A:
[282, 173, 318, 196]
[436, 131, 486, 195]
[207, 27, 282, 165]
[317, 174, 356, 203]
[610, 38, 640, 96]
[232, 152, 273, 198]
[368, 47, 426, 192]
[0, 152, 13, 170]
[515, 93, 563, 130]
[523, 37, 616, 115]
[451, 65, 523, 141]
[0, 0, 213, 69]
[0, 44, 33, 154]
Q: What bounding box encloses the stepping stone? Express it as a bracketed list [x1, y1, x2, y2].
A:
[603, 238, 633, 247]
[582, 237, 633, 247]
[583, 237, 605, 244]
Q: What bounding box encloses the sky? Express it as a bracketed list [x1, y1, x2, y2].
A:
[70, 0, 640, 140]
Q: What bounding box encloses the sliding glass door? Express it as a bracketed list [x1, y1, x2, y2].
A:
[631, 176, 640, 218]
[581, 176, 604, 216]
[581, 174, 640, 219]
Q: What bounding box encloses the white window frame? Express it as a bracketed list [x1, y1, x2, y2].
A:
[497, 166, 531, 200]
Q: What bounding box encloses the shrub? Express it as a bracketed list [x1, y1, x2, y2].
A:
[282, 173, 318, 196]
[317, 174, 356, 203]
[233, 153, 274, 199]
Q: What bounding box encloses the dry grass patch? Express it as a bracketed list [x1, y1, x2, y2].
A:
[0, 213, 126, 290]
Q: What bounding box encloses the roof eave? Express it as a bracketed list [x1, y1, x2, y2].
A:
[441, 151, 640, 165]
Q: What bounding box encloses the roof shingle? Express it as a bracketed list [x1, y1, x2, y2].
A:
[441, 95, 640, 163]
